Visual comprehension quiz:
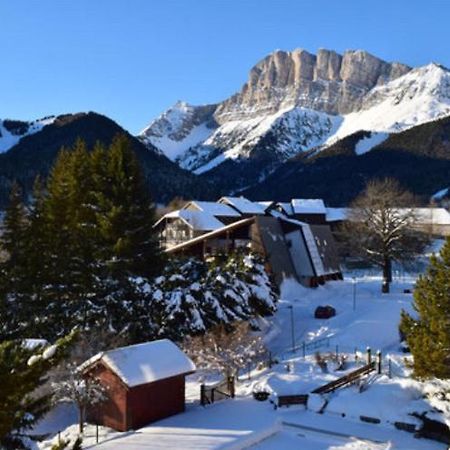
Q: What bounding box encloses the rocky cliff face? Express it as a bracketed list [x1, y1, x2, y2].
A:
[140, 48, 450, 188]
[215, 49, 411, 121]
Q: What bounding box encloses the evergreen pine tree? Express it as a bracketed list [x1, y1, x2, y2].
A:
[38, 141, 100, 336]
[0, 182, 30, 338]
[88, 135, 162, 337]
[400, 237, 450, 379]
[1, 136, 163, 341]
[92, 135, 161, 280]
[0, 332, 75, 450]
[24, 177, 51, 335]
[39, 148, 81, 335]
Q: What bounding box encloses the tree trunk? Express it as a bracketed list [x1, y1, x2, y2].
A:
[386, 258, 392, 283]
[79, 405, 84, 434]
[382, 256, 392, 293]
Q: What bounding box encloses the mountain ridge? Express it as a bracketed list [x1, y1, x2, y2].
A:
[140, 48, 450, 183]
[0, 112, 217, 207]
[242, 115, 450, 205]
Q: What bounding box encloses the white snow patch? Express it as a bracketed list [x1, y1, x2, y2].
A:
[194, 106, 341, 174]
[42, 344, 57, 360]
[147, 122, 214, 161]
[0, 117, 55, 153]
[354, 132, 389, 155]
[432, 187, 449, 200]
[326, 63, 450, 146]
[292, 199, 327, 214]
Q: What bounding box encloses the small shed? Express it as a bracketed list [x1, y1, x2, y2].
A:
[81, 339, 195, 431]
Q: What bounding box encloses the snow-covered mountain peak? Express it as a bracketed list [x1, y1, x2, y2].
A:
[139, 102, 217, 161]
[327, 63, 450, 144]
[365, 62, 450, 106]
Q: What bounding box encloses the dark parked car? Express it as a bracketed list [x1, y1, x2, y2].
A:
[314, 305, 336, 319]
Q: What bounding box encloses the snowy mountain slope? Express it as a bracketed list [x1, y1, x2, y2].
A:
[191, 107, 341, 174]
[244, 114, 450, 205]
[0, 116, 55, 153]
[140, 49, 450, 178]
[139, 101, 217, 161]
[326, 63, 450, 145]
[353, 132, 389, 155]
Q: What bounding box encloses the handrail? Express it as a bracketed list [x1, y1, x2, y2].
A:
[312, 362, 375, 394]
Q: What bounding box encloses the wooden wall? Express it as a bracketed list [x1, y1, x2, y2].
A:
[127, 374, 186, 430]
[86, 363, 128, 432]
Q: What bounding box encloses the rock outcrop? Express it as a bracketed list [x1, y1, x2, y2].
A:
[215, 48, 411, 121]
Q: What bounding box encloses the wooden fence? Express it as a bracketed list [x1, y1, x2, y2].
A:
[200, 376, 235, 406]
[311, 361, 376, 394]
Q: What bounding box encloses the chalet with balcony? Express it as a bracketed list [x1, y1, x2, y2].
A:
[155, 196, 342, 287]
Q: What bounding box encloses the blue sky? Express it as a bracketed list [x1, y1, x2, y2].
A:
[1, 0, 450, 134]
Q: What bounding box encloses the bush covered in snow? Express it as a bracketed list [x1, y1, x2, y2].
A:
[135, 250, 278, 340]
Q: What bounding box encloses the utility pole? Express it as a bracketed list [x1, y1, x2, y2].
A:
[288, 305, 295, 352]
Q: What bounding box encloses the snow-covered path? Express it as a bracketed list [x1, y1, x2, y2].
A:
[88, 398, 276, 450]
[264, 276, 417, 358]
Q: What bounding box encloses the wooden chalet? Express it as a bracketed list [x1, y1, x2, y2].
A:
[153, 201, 243, 249]
[81, 339, 195, 432]
[165, 212, 342, 287]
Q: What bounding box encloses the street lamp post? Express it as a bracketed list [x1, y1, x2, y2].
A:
[287, 305, 295, 352]
[352, 277, 357, 311]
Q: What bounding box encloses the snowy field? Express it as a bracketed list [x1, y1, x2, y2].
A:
[34, 269, 449, 450]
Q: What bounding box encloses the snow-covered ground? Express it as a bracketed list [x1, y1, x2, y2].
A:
[34, 270, 449, 450]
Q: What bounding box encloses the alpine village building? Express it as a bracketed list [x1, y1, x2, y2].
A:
[154, 197, 343, 287]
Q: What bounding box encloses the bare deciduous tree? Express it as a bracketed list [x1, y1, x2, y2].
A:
[50, 330, 127, 433]
[183, 322, 266, 378]
[341, 178, 430, 292]
[52, 363, 106, 433]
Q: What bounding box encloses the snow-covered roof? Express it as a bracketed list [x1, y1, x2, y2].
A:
[277, 216, 327, 276]
[219, 196, 266, 215]
[276, 202, 294, 216]
[155, 209, 225, 231]
[185, 201, 241, 217]
[257, 201, 275, 211]
[326, 208, 349, 222]
[409, 208, 450, 225]
[291, 199, 327, 215]
[326, 207, 450, 225]
[22, 339, 48, 350]
[82, 339, 195, 388]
